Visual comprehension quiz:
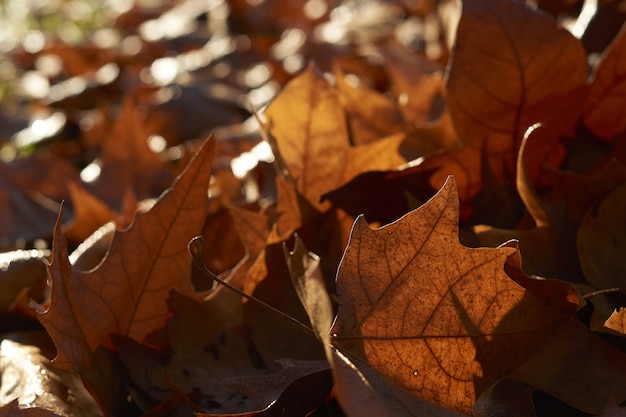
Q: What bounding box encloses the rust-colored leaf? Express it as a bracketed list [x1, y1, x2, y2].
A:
[95, 97, 174, 203]
[604, 308, 626, 336]
[37, 136, 216, 371]
[264, 66, 406, 211]
[446, 0, 587, 193]
[584, 24, 626, 141]
[63, 181, 117, 243]
[577, 181, 626, 289]
[331, 176, 569, 413]
[334, 63, 403, 145]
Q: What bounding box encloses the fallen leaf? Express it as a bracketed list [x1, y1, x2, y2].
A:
[37, 136, 216, 371]
[331, 176, 570, 414]
[195, 370, 333, 417]
[263, 66, 407, 211]
[505, 321, 626, 414]
[584, 24, 626, 141]
[63, 182, 116, 243]
[446, 0, 587, 194]
[0, 336, 101, 417]
[603, 308, 626, 336]
[94, 97, 174, 204]
[283, 235, 389, 417]
[0, 250, 49, 313]
[577, 181, 626, 289]
[333, 63, 403, 145]
[380, 44, 446, 125]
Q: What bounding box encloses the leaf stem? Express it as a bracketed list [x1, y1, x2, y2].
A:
[188, 236, 317, 339]
[582, 287, 626, 299]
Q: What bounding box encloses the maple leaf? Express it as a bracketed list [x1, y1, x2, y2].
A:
[577, 181, 626, 289]
[439, 0, 588, 200]
[94, 96, 174, 203]
[584, 22, 626, 141]
[63, 181, 117, 243]
[37, 136, 216, 371]
[333, 63, 403, 146]
[263, 66, 407, 212]
[331, 176, 571, 414]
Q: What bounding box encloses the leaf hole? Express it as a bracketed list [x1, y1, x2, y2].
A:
[412, 370, 418, 376]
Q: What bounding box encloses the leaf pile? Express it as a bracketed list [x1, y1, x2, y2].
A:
[3, 0, 626, 416]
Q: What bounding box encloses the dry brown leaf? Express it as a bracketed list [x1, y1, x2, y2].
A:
[584, 24, 626, 141]
[445, 0, 587, 196]
[283, 236, 389, 417]
[505, 321, 626, 414]
[380, 45, 446, 125]
[331, 176, 570, 414]
[263, 66, 406, 211]
[95, 97, 174, 203]
[577, 181, 626, 289]
[37, 137, 216, 371]
[603, 308, 626, 336]
[0, 250, 49, 313]
[226, 205, 271, 294]
[333, 63, 403, 145]
[63, 182, 116, 243]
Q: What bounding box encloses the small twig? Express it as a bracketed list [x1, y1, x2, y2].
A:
[188, 236, 317, 339]
[583, 287, 626, 299]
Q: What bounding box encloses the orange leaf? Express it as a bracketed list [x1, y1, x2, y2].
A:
[446, 0, 587, 191]
[264, 66, 406, 211]
[38, 136, 216, 371]
[577, 181, 626, 289]
[63, 181, 117, 243]
[584, 24, 626, 141]
[331, 176, 569, 413]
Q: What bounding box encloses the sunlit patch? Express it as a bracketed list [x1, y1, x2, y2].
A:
[150, 57, 180, 85]
[242, 63, 271, 88]
[247, 81, 279, 107]
[58, 21, 83, 44]
[140, 19, 163, 42]
[64, 0, 94, 21]
[35, 54, 63, 78]
[230, 140, 274, 178]
[0, 249, 49, 271]
[13, 112, 66, 148]
[68, 221, 115, 266]
[120, 35, 142, 55]
[304, 0, 327, 19]
[93, 28, 120, 48]
[80, 159, 102, 183]
[20, 71, 50, 99]
[270, 28, 305, 61]
[0, 144, 17, 162]
[22, 30, 45, 53]
[315, 21, 346, 44]
[0, 61, 16, 81]
[95, 62, 120, 83]
[565, 0, 597, 38]
[344, 73, 360, 88]
[147, 134, 167, 153]
[167, 145, 183, 160]
[283, 54, 305, 74]
[48, 75, 88, 102]
[231, 152, 258, 179]
[105, 0, 133, 16]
